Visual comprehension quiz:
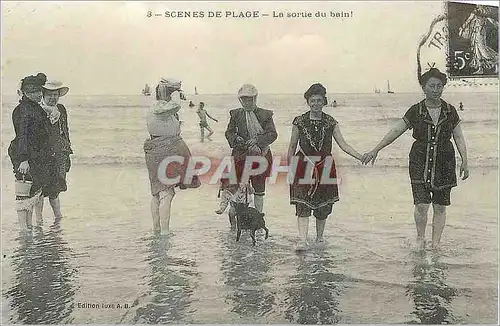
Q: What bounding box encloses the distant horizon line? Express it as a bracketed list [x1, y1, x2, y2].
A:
[2, 90, 498, 97]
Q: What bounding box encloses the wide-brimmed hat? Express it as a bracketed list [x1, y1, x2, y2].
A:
[159, 78, 182, 91]
[238, 84, 258, 98]
[20, 73, 47, 93]
[43, 80, 69, 96]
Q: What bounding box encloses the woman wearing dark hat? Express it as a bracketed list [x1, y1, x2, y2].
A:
[361, 67, 469, 250]
[33, 80, 72, 222]
[288, 83, 362, 251]
[8, 73, 55, 231]
[144, 78, 201, 235]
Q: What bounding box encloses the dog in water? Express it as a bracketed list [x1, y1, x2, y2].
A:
[234, 202, 269, 246]
[216, 181, 255, 231]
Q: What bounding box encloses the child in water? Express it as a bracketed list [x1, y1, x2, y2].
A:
[196, 102, 218, 142]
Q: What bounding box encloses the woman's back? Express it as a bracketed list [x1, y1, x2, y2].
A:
[146, 100, 181, 137]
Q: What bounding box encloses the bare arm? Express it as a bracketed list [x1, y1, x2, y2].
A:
[287, 125, 300, 161]
[452, 123, 469, 180]
[362, 119, 408, 165]
[374, 119, 408, 152]
[332, 125, 362, 161]
[287, 125, 300, 183]
[206, 111, 218, 122]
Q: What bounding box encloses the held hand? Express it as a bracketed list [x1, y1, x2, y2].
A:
[361, 150, 379, 165]
[460, 162, 469, 180]
[18, 161, 30, 174]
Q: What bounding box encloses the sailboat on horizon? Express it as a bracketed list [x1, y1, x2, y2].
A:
[387, 80, 394, 94]
[142, 84, 151, 96]
[374, 85, 381, 93]
[195, 86, 198, 95]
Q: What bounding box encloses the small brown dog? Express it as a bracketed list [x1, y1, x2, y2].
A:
[234, 202, 269, 246]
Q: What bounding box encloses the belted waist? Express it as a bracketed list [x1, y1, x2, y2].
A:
[414, 139, 451, 145]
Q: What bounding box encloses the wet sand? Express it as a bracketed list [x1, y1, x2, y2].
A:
[1, 164, 497, 324]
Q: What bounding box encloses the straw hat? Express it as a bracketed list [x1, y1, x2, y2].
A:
[42, 80, 69, 96]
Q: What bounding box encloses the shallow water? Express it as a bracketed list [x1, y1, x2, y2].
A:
[1, 166, 497, 324]
[2, 92, 498, 323]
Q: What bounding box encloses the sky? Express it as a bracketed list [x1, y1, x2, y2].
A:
[1, 0, 498, 95]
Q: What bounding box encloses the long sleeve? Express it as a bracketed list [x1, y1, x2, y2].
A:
[225, 110, 243, 149]
[256, 112, 278, 148]
[13, 106, 30, 162]
[59, 105, 72, 145]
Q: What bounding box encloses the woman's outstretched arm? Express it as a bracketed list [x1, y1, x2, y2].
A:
[452, 123, 469, 180]
[332, 125, 362, 161]
[362, 119, 408, 165]
[287, 125, 300, 184]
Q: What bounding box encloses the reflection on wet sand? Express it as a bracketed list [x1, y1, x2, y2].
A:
[283, 250, 345, 324]
[5, 224, 78, 324]
[220, 231, 276, 320]
[132, 236, 199, 324]
[406, 250, 459, 324]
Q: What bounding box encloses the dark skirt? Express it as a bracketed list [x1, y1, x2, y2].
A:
[290, 152, 339, 209]
[12, 157, 56, 210]
[42, 152, 70, 199]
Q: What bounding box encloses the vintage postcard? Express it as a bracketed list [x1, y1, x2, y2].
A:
[1, 1, 498, 324]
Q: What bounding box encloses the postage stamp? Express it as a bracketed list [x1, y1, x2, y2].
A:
[447, 1, 499, 78]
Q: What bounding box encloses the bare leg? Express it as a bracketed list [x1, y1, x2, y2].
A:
[315, 218, 327, 242]
[414, 204, 430, 249]
[431, 204, 447, 249]
[200, 127, 205, 142]
[215, 190, 231, 214]
[228, 206, 237, 231]
[254, 195, 264, 213]
[17, 210, 30, 231]
[206, 126, 214, 140]
[34, 197, 44, 225]
[151, 195, 160, 233]
[49, 197, 63, 219]
[159, 187, 175, 235]
[296, 217, 309, 251]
